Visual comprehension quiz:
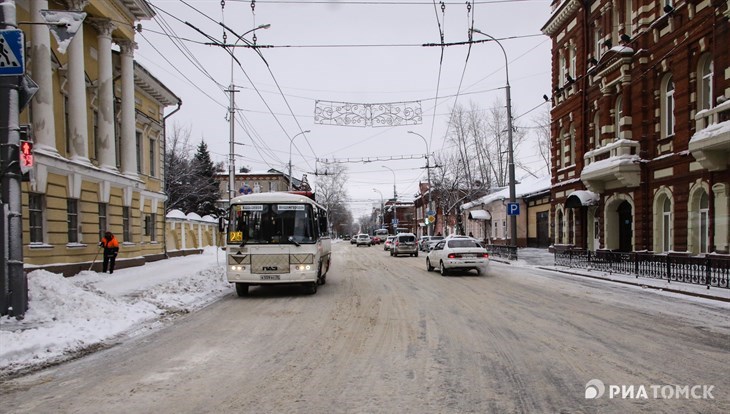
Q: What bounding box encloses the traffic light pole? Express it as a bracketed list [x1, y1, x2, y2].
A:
[1, 0, 28, 317]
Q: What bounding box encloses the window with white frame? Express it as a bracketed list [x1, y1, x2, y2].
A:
[699, 191, 709, 254]
[662, 75, 675, 137]
[123, 206, 131, 242]
[662, 198, 672, 252]
[559, 52, 566, 87]
[67, 199, 79, 243]
[559, 127, 566, 169]
[594, 27, 602, 61]
[569, 45, 576, 79]
[98, 203, 107, 239]
[29, 194, 44, 243]
[615, 95, 623, 139]
[502, 220, 507, 239]
[699, 55, 714, 111]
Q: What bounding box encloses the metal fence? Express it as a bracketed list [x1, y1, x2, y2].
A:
[485, 244, 518, 261]
[554, 249, 730, 289]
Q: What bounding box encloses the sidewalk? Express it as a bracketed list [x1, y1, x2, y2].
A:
[494, 248, 730, 303]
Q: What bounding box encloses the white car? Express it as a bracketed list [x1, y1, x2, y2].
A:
[355, 233, 372, 247]
[426, 238, 489, 276]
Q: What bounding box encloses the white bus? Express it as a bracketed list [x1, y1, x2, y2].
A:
[224, 191, 332, 296]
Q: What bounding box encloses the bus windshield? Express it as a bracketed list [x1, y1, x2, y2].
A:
[228, 203, 316, 245]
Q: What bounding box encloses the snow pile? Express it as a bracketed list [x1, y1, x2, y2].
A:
[0, 248, 228, 377]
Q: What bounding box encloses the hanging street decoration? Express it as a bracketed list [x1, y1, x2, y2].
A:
[314, 100, 422, 127]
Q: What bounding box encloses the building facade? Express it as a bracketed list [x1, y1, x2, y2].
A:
[542, 0, 729, 254]
[214, 169, 304, 209]
[18, 0, 181, 275]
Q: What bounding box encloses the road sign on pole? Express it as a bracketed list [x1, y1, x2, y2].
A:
[507, 202, 520, 216]
[0, 29, 25, 76]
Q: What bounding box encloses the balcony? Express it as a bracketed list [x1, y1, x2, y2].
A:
[581, 139, 641, 193]
[689, 100, 730, 171]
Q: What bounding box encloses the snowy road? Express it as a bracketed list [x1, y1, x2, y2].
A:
[2, 242, 729, 413]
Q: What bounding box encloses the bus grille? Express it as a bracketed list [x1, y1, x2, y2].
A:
[251, 254, 291, 274]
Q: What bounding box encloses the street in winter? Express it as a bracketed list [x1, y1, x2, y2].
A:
[1, 242, 728, 413]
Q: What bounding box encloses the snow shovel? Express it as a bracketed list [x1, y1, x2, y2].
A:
[89, 245, 102, 271]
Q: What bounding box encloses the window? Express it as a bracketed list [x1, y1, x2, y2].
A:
[662, 75, 675, 137]
[502, 220, 507, 239]
[144, 214, 152, 237]
[149, 137, 156, 177]
[98, 203, 107, 240]
[492, 222, 497, 239]
[136, 131, 143, 174]
[594, 27, 603, 61]
[123, 206, 131, 242]
[559, 52, 566, 87]
[662, 198, 672, 252]
[557, 210, 564, 244]
[270, 182, 278, 192]
[67, 199, 79, 243]
[592, 112, 600, 148]
[93, 110, 99, 161]
[699, 56, 714, 111]
[615, 95, 623, 139]
[559, 128, 566, 169]
[624, 0, 633, 36]
[150, 213, 157, 241]
[569, 46, 576, 79]
[29, 194, 44, 243]
[569, 124, 576, 165]
[699, 191, 709, 254]
[64, 95, 71, 155]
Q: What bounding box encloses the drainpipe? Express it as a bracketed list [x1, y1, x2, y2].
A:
[162, 101, 182, 258]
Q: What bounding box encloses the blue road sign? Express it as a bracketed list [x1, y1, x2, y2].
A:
[507, 202, 520, 216]
[391, 219, 399, 225]
[0, 29, 25, 76]
[426, 210, 436, 216]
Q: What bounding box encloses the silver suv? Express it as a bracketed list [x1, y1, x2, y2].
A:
[391, 233, 418, 257]
[356, 233, 372, 247]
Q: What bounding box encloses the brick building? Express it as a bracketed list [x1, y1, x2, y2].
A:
[542, 0, 729, 254]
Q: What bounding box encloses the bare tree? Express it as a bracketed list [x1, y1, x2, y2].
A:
[315, 162, 351, 236]
[534, 106, 552, 175]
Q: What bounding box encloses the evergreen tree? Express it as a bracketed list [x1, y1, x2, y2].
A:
[191, 141, 220, 216]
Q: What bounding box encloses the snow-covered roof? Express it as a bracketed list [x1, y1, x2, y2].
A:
[565, 190, 600, 207]
[461, 176, 552, 210]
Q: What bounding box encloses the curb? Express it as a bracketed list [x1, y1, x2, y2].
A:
[535, 266, 730, 303]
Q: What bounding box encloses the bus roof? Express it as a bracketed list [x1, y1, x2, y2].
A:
[229, 192, 325, 210]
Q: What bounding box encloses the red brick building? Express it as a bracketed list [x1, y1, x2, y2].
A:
[542, 0, 729, 254]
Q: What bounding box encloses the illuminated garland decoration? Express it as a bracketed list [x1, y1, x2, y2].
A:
[314, 100, 423, 127]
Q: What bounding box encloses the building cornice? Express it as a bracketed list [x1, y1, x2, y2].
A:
[541, 0, 582, 36]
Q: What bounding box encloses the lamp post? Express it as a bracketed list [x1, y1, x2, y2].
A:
[288, 130, 311, 191]
[470, 28, 517, 248]
[373, 188, 384, 229]
[382, 166, 397, 233]
[408, 131, 432, 237]
[228, 24, 270, 201]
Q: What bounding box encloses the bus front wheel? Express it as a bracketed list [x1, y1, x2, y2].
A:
[235, 283, 249, 297]
[305, 282, 318, 295]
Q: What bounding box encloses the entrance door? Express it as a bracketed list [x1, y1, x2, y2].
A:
[536, 211, 549, 248]
[617, 201, 633, 252]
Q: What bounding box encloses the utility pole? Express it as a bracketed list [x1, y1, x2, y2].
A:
[226, 84, 238, 201]
[1, 0, 28, 316]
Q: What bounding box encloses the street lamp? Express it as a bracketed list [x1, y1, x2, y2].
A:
[288, 130, 311, 191]
[373, 188, 384, 229]
[470, 28, 517, 248]
[228, 24, 270, 201]
[408, 131, 432, 236]
[381, 165, 397, 233]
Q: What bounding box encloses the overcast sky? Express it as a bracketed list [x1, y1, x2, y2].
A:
[137, 0, 553, 218]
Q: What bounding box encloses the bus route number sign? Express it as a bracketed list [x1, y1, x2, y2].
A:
[229, 231, 243, 242]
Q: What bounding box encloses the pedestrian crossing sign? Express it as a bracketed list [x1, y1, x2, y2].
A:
[0, 29, 25, 76]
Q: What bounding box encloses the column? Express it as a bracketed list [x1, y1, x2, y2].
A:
[65, 0, 90, 164]
[118, 40, 138, 178]
[30, 0, 57, 154]
[89, 19, 116, 171]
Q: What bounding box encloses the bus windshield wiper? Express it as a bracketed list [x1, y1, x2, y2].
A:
[288, 236, 301, 247]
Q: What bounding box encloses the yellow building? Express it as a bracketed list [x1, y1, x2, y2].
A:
[17, 0, 181, 275]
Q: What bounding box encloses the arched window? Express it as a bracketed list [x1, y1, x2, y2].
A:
[699, 55, 714, 111]
[569, 124, 576, 165]
[699, 191, 709, 253]
[662, 75, 675, 138]
[662, 198, 672, 252]
[615, 95, 623, 139]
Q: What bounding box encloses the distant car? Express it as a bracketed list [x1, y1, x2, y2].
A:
[350, 236, 357, 244]
[384, 236, 395, 251]
[425, 236, 445, 251]
[391, 233, 418, 257]
[356, 233, 372, 247]
[426, 238, 489, 276]
[371, 236, 381, 245]
[419, 235, 444, 251]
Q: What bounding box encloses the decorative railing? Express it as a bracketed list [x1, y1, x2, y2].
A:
[554, 249, 730, 289]
[485, 244, 518, 261]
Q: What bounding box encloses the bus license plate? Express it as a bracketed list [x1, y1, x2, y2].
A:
[260, 275, 280, 280]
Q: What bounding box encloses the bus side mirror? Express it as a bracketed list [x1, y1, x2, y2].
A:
[218, 217, 226, 233]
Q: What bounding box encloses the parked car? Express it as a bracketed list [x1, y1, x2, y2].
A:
[384, 236, 395, 251]
[356, 233, 372, 247]
[419, 235, 444, 251]
[391, 233, 419, 257]
[371, 236, 381, 245]
[425, 236, 445, 251]
[426, 238, 489, 276]
[350, 236, 357, 244]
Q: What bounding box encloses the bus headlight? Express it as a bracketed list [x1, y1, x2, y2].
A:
[230, 265, 245, 271]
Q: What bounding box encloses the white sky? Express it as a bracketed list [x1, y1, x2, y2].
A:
[136, 0, 554, 218]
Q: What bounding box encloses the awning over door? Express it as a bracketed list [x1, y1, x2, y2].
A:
[565, 190, 600, 208]
[468, 209, 491, 220]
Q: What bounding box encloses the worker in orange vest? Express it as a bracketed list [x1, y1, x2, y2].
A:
[99, 231, 120, 274]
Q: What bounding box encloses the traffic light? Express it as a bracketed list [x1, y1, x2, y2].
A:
[19, 125, 33, 180]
